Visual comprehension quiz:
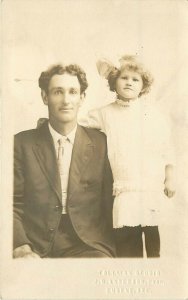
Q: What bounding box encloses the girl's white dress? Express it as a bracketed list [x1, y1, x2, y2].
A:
[79, 100, 175, 228]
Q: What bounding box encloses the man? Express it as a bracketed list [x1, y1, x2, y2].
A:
[13, 63, 115, 258]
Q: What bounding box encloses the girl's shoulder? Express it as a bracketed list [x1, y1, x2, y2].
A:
[142, 101, 166, 118]
[142, 103, 171, 134]
[96, 101, 117, 114]
[88, 102, 115, 118]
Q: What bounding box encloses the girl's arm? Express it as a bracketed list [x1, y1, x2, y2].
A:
[157, 110, 176, 198]
[164, 164, 176, 198]
[78, 109, 105, 132]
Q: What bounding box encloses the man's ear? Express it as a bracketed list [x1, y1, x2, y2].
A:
[41, 90, 48, 105]
[79, 93, 85, 107]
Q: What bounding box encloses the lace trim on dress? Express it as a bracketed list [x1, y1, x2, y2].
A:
[116, 99, 130, 107]
[113, 180, 146, 196]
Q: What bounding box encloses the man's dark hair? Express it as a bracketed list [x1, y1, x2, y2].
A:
[38, 64, 88, 94]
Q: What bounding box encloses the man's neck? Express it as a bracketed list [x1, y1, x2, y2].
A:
[49, 119, 77, 136]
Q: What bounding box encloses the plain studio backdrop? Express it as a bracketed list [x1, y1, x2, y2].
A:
[1, 0, 188, 299]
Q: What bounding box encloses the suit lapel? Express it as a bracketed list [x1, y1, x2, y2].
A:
[32, 123, 94, 203]
[68, 125, 94, 200]
[32, 121, 62, 203]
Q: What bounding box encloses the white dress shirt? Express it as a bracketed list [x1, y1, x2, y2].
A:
[49, 122, 77, 214]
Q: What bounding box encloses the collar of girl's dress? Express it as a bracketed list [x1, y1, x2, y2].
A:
[115, 96, 139, 108]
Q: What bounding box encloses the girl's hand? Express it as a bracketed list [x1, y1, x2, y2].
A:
[164, 178, 176, 198]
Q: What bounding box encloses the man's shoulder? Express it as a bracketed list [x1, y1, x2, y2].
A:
[15, 128, 36, 137]
[80, 125, 107, 143]
[14, 120, 48, 141]
[14, 128, 38, 144]
[81, 125, 105, 137]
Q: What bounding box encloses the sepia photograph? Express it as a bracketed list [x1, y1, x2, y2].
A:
[1, 0, 188, 299]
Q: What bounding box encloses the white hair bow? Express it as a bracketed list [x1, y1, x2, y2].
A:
[96, 58, 117, 79]
[96, 55, 139, 79]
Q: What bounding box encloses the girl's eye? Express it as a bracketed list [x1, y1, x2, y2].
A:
[133, 78, 139, 81]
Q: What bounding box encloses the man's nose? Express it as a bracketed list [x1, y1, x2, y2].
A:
[61, 92, 70, 104]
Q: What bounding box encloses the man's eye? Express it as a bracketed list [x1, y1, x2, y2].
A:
[54, 90, 62, 95]
[121, 76, 127, 80]
[133, 78, 139, 81]
[70, 89, 78, 94]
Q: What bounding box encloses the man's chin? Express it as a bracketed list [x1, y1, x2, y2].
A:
[58, 116, 74, 123]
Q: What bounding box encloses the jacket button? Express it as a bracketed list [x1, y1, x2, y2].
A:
[49, 228, 54, 232]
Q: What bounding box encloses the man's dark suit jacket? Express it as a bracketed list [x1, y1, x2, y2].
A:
[13, 120, 115, 257]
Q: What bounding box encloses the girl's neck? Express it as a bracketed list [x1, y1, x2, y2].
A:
[116, 95, 139, 107]
[117, 94, 138, 102]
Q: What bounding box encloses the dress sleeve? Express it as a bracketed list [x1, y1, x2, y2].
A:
[160, 113, 176, 167]
[78, 108, 106, 133]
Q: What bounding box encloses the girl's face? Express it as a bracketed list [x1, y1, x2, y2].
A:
[115, 69, 143, 101]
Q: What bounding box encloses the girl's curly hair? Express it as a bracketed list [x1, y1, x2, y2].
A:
[38, 64, 88, 94]
[108, 56, 154, 97]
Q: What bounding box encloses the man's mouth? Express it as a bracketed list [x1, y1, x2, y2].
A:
[59, 107, 72, 111]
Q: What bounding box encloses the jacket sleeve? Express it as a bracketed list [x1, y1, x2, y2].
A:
[13, 135, 32, 249]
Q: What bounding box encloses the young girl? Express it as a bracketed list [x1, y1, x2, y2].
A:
[80, 55, 176, 257]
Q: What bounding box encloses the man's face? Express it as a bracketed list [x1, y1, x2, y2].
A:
[43, 73, 83, 126]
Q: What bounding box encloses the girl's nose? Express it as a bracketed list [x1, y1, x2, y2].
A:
[126, 79, 132, 86]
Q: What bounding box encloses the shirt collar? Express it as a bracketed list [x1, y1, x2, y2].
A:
[48, 122, 77, 145]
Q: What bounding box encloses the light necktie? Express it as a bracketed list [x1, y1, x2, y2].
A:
[57, 137, 67, 175]
[57, 137, 69, 214]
